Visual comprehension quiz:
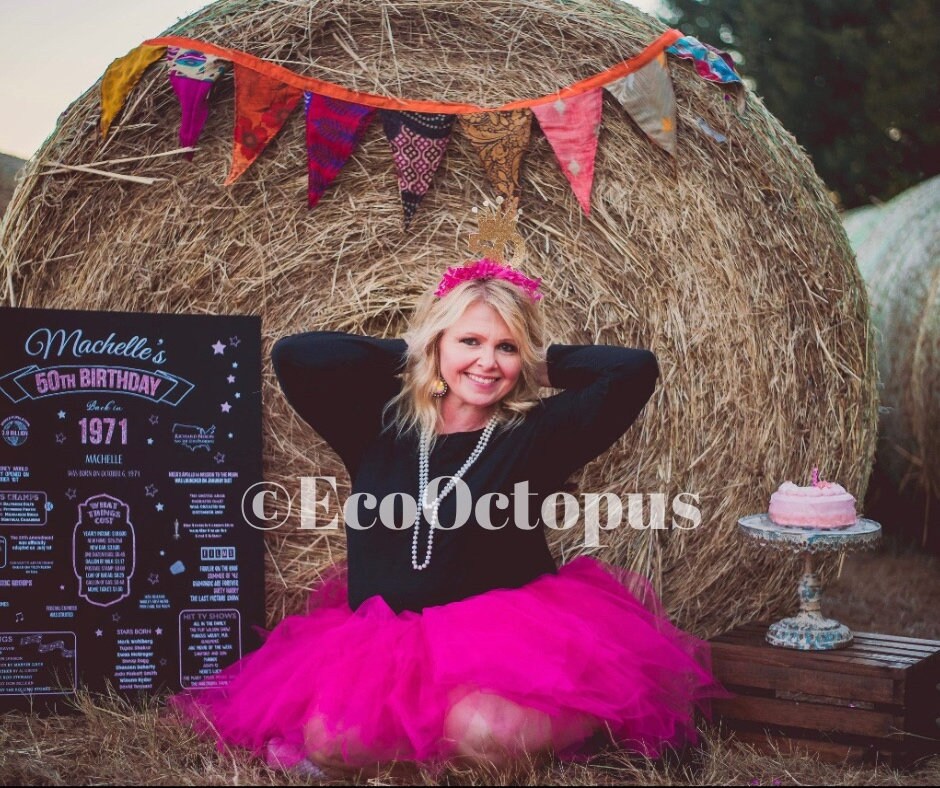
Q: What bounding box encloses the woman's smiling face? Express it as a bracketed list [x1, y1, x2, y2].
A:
[437, 300, 523, 418]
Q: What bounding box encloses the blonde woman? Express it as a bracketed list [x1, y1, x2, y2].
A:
[172, 259, 726, 777]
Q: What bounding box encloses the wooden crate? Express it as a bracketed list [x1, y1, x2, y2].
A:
[709, 622, 940, 767]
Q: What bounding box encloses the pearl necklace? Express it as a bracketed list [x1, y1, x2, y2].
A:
[412, 415, 499, 571]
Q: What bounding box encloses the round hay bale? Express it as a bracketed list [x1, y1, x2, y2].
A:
[844, 176, 940, 551]
[0, 0, 876, 637]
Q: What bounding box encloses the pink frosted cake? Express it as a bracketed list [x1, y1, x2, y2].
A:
[768, 480, 857, 528]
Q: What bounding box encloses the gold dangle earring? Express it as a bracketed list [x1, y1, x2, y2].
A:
[431, 377, 448, 398]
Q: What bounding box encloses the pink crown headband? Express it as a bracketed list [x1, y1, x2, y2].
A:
[435, 259, 544, 301]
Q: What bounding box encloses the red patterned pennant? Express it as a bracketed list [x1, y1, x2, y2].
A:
[304, 92, 375, 209]
[532, 90, 603, 215]
[224, 64, 302, 186]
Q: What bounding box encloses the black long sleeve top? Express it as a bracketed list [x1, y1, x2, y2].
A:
[271, 332, 659, 614]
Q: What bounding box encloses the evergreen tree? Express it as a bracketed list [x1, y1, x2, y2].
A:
[664, 0, 939, 207]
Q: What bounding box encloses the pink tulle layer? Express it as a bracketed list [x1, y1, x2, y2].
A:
[170, 556, 728, 770]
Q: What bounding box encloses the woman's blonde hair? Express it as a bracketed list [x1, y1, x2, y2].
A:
[384, 277, 547, 450]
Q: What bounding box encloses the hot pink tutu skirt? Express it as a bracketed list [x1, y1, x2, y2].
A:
[170, 556, 728, 771]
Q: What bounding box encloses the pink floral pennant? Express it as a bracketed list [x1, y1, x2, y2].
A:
[532, 90, 603, 215]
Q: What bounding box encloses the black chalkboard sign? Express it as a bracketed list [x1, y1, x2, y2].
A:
[0, 307, 264, 710]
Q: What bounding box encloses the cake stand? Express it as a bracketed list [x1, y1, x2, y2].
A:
[737, 514, 882, 650]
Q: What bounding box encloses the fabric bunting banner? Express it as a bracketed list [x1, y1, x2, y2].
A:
[95, 29, 744, 220]
[458, 110, 533, 206]
[381, 111, 454, 226]
[667, 36, 741, 84]
[225, 64, 303, 186]
[304, 92, 375, 209]
[606, 52, 677, 157]
[100, 44, 167, 138]
[532, 91, 603, 215]
[166, 48, 229, 160]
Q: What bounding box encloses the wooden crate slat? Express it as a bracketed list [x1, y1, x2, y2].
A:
[842, 638, 939, 660]
[852, 631, 940, 648]
[782, 651, 914, 669]
[713, 659, 901, 704]
[713, 629, 934, 668]
[714, 629, 923, 660]
[711, 637, 916, 669]
[853, 635, 939, 654]
[714, 695, 904, 738]
[834, 644, 929, 662]
[848, 645, 936, 661]
[710, 641, 910, 677]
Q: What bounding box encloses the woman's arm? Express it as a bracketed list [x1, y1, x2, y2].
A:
[534, 359, 551, 389]
[271, 332, 407, 476]
[529, 344, 659, 485]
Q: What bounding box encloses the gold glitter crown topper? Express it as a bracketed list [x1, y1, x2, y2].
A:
[467, 196, 526, 267]
[435, 197, 541, 300]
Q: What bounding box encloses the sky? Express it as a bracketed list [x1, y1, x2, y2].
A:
[0, 0, 664, 160]
[0, 0, 209, 158]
